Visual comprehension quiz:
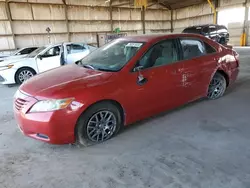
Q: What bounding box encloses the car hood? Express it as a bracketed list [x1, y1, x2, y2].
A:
[0, 57, 33, 66]
[0, 55, 27, 62]
[20, 64, 114, 98]
[0, 55, 9, 61]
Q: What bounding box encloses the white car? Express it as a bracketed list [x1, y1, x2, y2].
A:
[0, 42, 95, 85]
[0, 47, 38, 62]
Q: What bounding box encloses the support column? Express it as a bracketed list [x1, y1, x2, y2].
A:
[244, 1, 249, 46]
[207, 0, 217, 24]
[62, 0, 70, 41]
[214, 0, 219, 24]
[109, 0, 113, 32]
[170, 9, 173, 33]
[141, 6, 145, 34]
[5, 0, 16, 49]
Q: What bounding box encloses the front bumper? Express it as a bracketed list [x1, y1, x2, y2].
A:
[14, 110, 76, 144]
[13, 92, 82, 144]
[0, 68, 16, 84]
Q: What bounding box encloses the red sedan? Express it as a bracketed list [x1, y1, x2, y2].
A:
[13, 34, 239, 145]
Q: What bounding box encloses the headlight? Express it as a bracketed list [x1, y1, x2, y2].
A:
[29, 98, 75, 113]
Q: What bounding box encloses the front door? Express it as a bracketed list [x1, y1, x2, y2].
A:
[36, 45, 61, 73]
[124, 39, 184, 123]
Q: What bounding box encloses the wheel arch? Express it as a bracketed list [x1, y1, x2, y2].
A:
[216, 69, 229, 87]
[75, 99, 126, 132]
[14, 66, 37, 83]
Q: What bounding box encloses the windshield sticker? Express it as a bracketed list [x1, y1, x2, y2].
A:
[126, 43, 143, 48]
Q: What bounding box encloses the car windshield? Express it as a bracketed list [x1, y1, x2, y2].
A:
[28, 46, 46, 58]
[79, 40, 144, 72]
[12, 49, 21, 56]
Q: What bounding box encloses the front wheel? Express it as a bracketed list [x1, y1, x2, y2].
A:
[75, 102, 122, 146]
[207, 72, 227, 100]
[15, 68, 36, 84]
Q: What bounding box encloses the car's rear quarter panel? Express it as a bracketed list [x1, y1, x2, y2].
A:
[200, 38, 239, 89]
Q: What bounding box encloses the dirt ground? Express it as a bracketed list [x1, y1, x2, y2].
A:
[0, 48, 250, 188]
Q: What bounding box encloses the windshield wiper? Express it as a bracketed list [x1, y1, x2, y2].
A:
[83, 64, 95, 70]
[95, 67, 117, 72]
[83, 64, 117, 72]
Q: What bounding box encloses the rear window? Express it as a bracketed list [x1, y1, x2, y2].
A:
[183, 27, 202, 34]
[180, 39, 206, 60]
[67, 44, 86, 54]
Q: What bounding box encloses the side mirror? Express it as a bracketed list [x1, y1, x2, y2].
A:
[133, 65, 143, 72]
[37, 55, 43, 60]
[75, 60, 81, 65]
[133, 65, 147, 85]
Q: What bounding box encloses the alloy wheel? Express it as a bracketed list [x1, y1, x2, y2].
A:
[18, 70, 34, 83]
[86, 110, 117, 142]
[208, 74, 226, 99]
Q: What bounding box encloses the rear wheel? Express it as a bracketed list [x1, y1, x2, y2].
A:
[15, 68, 36, 84]
[75, 102, 122, 146]
[207, 72, 227, 100]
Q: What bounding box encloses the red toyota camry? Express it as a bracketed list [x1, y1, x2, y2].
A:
[13, 34, 239, 146]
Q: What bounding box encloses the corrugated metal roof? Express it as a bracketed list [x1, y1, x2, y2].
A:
[152, 0, 206, 9]
[113, 0, 207, 9]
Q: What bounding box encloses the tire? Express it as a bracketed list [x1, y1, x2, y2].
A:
[207, 72, 227, 100]
[75, 102, 122, 146]
[15, 67, 36, 84]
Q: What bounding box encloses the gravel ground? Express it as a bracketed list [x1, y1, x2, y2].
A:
[0, 47, 250, 188]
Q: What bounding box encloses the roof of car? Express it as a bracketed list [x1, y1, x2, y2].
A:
[121, 33, 205, 42]
[43, 42, 87, 47]
[184, 24, 226, 29]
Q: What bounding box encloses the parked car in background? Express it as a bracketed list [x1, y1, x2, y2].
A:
[0, 42, 95, 84]
[14, 34, 239, 145]
[182, 24, 229, 45]
[0, 47, 38, 62]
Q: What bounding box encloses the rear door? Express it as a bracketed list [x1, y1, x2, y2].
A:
[178, 38, 218, 101]
[36, 45, 61, 73]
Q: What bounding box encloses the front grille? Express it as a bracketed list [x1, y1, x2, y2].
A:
[15, 98, 27, 111]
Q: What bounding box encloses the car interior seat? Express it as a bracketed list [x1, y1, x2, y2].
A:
[143, 46, 162, 69]
[154, 43, 177, 66]
[154, 43, 177, 67]
[184, 45, 202, 59]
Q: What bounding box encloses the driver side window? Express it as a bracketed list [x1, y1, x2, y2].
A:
[138, 39, 179, 69]
[43, 46, 61, 58]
